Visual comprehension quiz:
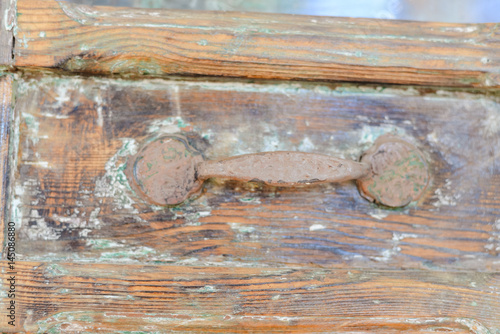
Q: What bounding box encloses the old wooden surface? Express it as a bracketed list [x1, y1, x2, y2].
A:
[1, 1, 500, 332]
[0, 75, 13, 255]
[7, 74, 500, 271]
[1, 261, 500, 333]
[0, 0, 15, 66]
[0, 70, 498, 332]
[13, 0, 500, 88]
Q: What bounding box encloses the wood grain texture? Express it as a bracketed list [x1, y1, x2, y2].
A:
[0, 0, 14, 66]
[13, 0, 500, 88]
[9, 74, 500, 271]
[0, 75, 13, 255]
[1, 261, 500, 333]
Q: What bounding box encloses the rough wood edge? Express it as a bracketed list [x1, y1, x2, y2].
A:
[0, 0, 15, 66]
[13, 0, 500, 88]
[0, 75, 13, 258]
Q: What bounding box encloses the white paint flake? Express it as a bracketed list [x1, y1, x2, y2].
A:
[309, 224, 325, 231]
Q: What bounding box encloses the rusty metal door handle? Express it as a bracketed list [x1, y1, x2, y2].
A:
[126, 134, 429, 208]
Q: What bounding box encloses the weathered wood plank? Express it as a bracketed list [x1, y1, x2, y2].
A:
[13, 0, 500, 87]
[0, 75, 13, 255]
[9, 74, 500, 270]
[1, 261, 499, 332]
[0, 0, 15, 66]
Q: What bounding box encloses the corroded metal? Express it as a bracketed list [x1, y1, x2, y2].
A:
[125, 135, 204, 206]
[357, 134, 429, 207]
[126, 134, 429, 207]
[197, 152, 369, 186]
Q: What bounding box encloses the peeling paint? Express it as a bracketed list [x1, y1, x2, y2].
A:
[368, 209, 389, 220]
[372, 232, 418, 262]
[94, 138, 139, 212]
[484, 218, 500, 254]
[309, 224, 325, 231]
[147, 116, 190, 136]
[455, 318, 492, 334]
[432, 180, 459, 207]
[230, 223, 256, 234]
[86, 239, 124, 250]
[3, 0, 17, 32]
[358, 124, 406, 146]
[237, 196, 261, 204]
[197, 39, 208, 46]
[195, 285, 217, 293]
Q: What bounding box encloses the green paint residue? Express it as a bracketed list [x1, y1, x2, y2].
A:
[94, 138, 140, 211]
[100, 247, 156, 260]
[196, 285, 217, 293]
[147, 117, 191, 135]
[45, 264, 69, 276]
[197, 39, 208, 46]
[86, 239, 124, 250]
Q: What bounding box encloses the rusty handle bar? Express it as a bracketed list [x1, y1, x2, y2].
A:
[126, 134, 429, 207]
[196, 151, 370, 186]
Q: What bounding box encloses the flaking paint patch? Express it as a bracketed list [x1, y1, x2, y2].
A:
[455, 318, 492, 334]
[309, 224, 325, 231]
[86, 239, 124, 250]
[358, 124, 406, 146]
[23, 209, 58, 240]
[45, 263, 70, 276]
[371, 232, 418, 262]
[298, 137, 316, 151]
[36, 312, 96, 334]
[432, 179, 459, 207]
[368, 209, 389, 220]
[237, 196, 261, 204]
[484, 218, 500, 254]
[230, 223, 256, 234]
[3, 0, 16, 32]
[52, 83, 72, 108]
[19, 32, 31, 48]
[147, 116, 190, 136]
[168, 199, 212, 226]
[94, 92, 104, 127]
[195, 285, 217, 293]
[99, 246, 156, 262]
[94, 138, 140, 213]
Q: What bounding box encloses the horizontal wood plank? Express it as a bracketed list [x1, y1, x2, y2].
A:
[9, 74, 500, 270]
[13, 0, 500, 87]
[1, 261, 499, 332]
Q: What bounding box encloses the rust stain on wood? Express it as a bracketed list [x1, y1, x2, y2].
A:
[11, 0, 500, 87]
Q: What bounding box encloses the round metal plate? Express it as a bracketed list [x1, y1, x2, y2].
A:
[126, 135, 204, 206]
[357, 134, 429, 207]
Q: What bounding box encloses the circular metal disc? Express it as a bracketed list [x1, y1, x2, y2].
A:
[126, 135, 204, 206]
[357, 134, 429, 207]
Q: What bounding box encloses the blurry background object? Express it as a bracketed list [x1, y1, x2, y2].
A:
[64, 0, 500, 23]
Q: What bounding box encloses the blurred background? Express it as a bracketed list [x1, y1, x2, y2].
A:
[64, 0, 500, 23]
